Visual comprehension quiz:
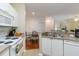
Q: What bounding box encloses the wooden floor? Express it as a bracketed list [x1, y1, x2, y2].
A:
[26, 39, 39, 50]
[23, 49, 39, 56]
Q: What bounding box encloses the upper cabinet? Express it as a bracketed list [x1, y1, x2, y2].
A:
[0, 9, 13, 26]
[0, 3, 18, 27]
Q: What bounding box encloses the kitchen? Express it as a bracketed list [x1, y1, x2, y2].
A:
[0, 3, 79, 56]
[0, 3, 25, 56]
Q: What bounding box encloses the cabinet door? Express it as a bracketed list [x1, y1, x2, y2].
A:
[0, 3, 16, 17]
[52, 39, 63, 56]
[41, 38, 52, 56]
[0, 4, 17, 27]
[0, 9, 13, 26]
[64, 43, 79, 56]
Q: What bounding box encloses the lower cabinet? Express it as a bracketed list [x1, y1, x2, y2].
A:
[41, 38, 52, 55]
[64, 43, 79, 56]
[41, 38, 79, 56]
[52, 39, 63, 56]
[0, 48, 9, 56]
[41, 38, 63, 56]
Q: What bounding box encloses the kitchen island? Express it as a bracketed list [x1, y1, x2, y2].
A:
[0, 45, 10, 56]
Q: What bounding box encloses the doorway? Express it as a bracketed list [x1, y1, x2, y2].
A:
[25, 32, 39, 49]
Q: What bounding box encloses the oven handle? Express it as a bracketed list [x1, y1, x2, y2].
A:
[11, 39, 23, 48]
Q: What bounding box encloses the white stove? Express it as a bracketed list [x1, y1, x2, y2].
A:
[0, 36, 23, 56]
[0, 37, 21, 45]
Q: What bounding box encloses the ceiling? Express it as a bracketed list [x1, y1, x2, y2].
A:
[26, 3, 79, 18]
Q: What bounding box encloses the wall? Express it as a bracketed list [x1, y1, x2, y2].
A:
[26, 17, 55, 33]
[11, 3, 26, 50]
[11, 3, 26, 34]
[54, 14, 79, 30]
[67, 18, 79, 31]
[26, 17, 45, 33]
[26, 14, 79, 33]
[45, 17, 54, 32]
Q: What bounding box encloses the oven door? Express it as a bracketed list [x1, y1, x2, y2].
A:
[9, 39, 23, 56]
[16, 39, 23, 56]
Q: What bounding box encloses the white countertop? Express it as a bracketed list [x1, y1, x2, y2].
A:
[0, 45, 10, 54]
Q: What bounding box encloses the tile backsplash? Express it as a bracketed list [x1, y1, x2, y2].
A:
[0, 27, 11, 37]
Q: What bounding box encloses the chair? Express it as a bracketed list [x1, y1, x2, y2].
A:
[31, 31, 39, 44]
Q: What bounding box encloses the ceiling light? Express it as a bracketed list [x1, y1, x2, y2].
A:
[74, 19, 79, 21]
[32, 12, 35, 15]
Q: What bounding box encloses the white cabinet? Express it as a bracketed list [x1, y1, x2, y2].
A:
[0, 3, 16, 17]
[41, 38, 63, 56]
[64, 41, 79, 56]
[41, 37, 79, 56]
[52, 39, 63, 56]
[0, 9, 13, 26]
[41, 38, 52, 55]
[0, 47, 9, 56]
[0, 3, 17, 27]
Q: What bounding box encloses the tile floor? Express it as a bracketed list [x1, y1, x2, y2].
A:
[22, 49, 40, 56]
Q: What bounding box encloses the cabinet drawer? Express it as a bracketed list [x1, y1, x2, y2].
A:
[64, 40, 79, 47]
[64, 43, 79, 56]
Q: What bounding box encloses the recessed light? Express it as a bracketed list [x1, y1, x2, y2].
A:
[32, 12, 35, 15]
[74, 19, 78, 21]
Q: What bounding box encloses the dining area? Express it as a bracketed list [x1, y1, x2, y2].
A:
[25, 31, 39, 49]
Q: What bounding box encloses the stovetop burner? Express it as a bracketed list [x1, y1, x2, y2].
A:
[0, 41, 4, 44]
[5, 37, 11, 40]
[11, 37, 18, 40]
[4, 41, 13, 44]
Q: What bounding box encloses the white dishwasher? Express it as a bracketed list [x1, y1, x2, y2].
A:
[64, 40, 79, 56]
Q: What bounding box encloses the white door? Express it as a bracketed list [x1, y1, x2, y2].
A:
[52, 39, 63, 56]
[41, 38, 52, 56]
[64, 43, 79, 56]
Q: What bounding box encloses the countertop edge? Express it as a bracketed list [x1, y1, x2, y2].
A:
[41, 36, 79, 42]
